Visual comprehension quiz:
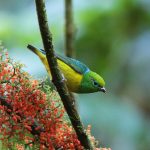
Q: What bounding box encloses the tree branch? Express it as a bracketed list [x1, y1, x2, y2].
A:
[65, 0, 75, 57]
[34, 0, 94, 149]
[65, 0, 76, 110]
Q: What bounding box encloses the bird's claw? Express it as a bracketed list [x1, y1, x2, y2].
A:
[61, 73, 67, 82]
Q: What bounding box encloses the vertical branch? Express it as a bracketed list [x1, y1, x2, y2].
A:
[65, 0, 76, 106]
[65, 0, 75, 58]
[34, 0, 94, 149]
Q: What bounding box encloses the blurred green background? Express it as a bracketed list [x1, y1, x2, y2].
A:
[0, 0, 150, 149]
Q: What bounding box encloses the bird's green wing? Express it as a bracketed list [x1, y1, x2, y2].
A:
[40, 49, 90, 74]
[57, 55, 90, 74]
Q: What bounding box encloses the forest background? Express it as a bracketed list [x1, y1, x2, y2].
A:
[0, 0, 150, 150]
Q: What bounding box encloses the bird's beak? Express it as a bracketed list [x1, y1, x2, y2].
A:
[100, 87, 106, 93]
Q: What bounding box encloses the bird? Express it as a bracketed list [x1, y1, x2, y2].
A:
[27, 44, 106, 94]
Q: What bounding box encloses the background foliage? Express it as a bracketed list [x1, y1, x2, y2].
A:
[0, 0, 150, 150]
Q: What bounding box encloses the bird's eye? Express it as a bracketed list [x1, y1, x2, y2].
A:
[93, 80, 99, 86]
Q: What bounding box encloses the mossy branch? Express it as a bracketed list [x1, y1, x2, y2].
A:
[34, 0, 94, 149]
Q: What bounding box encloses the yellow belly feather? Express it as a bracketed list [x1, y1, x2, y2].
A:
[58, 60, 83, 92]
[39, 54, 83, 92]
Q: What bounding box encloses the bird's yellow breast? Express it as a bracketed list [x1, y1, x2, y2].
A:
[40, 55, 83, 92]
[57, 59, 83, 92]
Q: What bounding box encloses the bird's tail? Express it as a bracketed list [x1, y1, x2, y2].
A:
[27, 44, 51, 77]
[27, 44, 45, 59]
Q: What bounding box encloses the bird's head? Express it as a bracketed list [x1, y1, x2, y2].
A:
[79, 71, 106, 93]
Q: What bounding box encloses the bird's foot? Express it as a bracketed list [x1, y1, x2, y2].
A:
[61, 73, 67, 83]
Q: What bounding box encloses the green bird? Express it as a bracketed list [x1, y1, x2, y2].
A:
[28, 45, 106, 93]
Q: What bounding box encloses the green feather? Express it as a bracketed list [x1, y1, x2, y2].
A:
[40, 49, 89, 74]
[57, 55, 89, 74]
[79, 71, 105, 93]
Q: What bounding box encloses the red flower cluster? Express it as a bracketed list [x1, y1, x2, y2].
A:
[0, 50, 111, 150]
[0, 51, 83, 150]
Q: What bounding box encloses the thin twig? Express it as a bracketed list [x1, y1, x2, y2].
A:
[65, 0, 75, 57]
[64, 0, 77, 111]
[34, 0, 94, 149]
